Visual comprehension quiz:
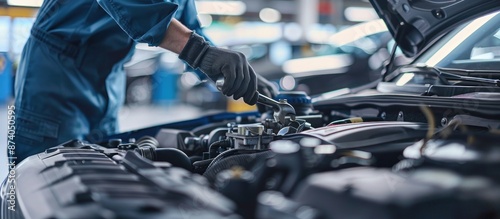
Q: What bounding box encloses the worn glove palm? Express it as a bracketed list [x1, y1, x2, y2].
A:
[179, 33, 258, 105]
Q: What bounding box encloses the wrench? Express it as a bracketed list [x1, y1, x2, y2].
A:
[216, 79, 296, 125]
[257, 93, 296, 125]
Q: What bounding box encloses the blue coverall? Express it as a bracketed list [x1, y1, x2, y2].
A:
[13, 0, 206, 162]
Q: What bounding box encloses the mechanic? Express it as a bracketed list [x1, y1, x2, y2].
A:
[13, 0, 258, 162]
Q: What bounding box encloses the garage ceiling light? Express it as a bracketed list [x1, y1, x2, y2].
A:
[344, 7, 378, 22]
[195, 1, 246, 16]
[259, 8, 281, 23]
[282, 54, 352, 76]
[7, 0, 43, 7]
[328, 19, 387, 46]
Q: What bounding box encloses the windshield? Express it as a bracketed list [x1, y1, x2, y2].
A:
[416, 11, 500, 71]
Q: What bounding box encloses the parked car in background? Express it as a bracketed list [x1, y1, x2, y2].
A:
[279, 19, 395, 95]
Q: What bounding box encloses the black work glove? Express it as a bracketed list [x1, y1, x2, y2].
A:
[179, 32, 258, 105]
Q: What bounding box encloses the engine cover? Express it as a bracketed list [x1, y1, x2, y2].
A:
[287, 121, 429, 167]
[292, 167, 500, 219]
[300, 121, 428, 149]
[1, 148, 238, 219]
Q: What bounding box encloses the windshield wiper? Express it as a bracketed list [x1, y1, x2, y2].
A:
[386, 64, 500, 87]
[435, 66, 500, 77]
[435, 67, 500, 87]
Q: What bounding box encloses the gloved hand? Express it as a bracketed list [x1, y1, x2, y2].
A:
[179, 32, 258, 105]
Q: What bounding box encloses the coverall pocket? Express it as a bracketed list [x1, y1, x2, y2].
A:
[16, 108, 60, 144]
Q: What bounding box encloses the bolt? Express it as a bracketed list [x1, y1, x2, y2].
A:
[397, 111, 404, 121]
[441, 117, 448, 127]
[402, 4, 410, 12]
[433, 9, 445, 19]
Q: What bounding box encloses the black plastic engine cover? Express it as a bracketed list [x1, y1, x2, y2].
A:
[1, 148, 239, 219]
[286, 121, 428, 167]
[299, 122, 428, 149]
[292, 167, 500, 219]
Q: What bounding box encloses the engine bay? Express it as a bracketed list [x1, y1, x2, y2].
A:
[3, 90, 500, 219]
[5, 3, 500, 218]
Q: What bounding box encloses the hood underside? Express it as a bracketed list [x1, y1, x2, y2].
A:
[369, 0, 500, 57]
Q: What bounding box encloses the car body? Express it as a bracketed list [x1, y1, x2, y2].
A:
[279, 19, 397, 95]
[3, 1, 500, 219]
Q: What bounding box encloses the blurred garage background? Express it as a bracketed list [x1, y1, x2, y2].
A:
[0, 0, 403, 177]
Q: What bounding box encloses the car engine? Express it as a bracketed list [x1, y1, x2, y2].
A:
[2, 90, 500, 219]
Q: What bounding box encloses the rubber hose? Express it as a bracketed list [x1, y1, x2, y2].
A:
[154, 148, 193, 171]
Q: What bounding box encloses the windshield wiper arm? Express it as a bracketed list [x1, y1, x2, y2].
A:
[436, 69, 500, 87]
[385, 64, 500, 86]
[435, 66, 500, 76]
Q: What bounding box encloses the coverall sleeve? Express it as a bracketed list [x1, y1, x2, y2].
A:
[175, 0, 212, 79]
[96, 0, 179, 46]
[178, 0, 203, 34]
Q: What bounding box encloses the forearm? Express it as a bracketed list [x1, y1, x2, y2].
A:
[159, 19, 192, 54]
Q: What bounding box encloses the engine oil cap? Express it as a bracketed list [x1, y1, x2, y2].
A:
[275, 91, 312, 115]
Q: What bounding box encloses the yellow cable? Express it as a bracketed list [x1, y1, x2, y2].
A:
[419, 105, 435, 154]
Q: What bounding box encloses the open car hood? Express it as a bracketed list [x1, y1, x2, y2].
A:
[369, 0, 500, 57]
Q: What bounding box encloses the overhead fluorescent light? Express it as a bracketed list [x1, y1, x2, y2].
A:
[195, 1, 246, 16]
[282, 54, 353, 77]
[328, 19, 387, 46]
[7, 0, 43, 7]
[259, 8, 281, 23]
[344, 7, 378, 22]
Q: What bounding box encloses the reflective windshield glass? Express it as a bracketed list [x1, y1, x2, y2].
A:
[416, 11, 500, 70]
